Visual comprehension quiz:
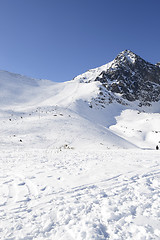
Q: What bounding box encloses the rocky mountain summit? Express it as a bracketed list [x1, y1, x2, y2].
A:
[0, 50, 159, 110]
[75, 50, 160, 107]
[96, 50, 160, 105]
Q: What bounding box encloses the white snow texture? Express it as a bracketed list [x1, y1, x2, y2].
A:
[0, 68, 160, 240]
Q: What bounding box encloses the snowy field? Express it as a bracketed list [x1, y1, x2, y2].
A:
[0, 70, 160, 239]
[0, 148, 160, 239]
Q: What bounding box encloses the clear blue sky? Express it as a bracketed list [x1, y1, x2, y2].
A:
[0, 0, 160, 82]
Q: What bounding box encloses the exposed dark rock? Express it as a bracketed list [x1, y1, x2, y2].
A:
[95, 50, 160, 105]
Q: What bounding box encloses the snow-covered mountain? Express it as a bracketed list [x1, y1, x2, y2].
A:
[74, 50, 160, 108]
[0, 50, 160, 150]
[1, 51, 160, 240]
[1, 50, 160, 110]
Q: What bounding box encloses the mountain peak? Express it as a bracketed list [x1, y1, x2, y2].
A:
[120, 49, 136, 55]
[115, 49, 138, 64]
[93, 50, 160, 105]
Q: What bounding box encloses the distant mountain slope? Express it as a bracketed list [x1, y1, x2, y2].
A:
[0, 70, 99, 110]
[1, 50, 160, 110]
[74, 50, 160, 109]
[0, 70, 56, 107]
[0, 50, 160, 150]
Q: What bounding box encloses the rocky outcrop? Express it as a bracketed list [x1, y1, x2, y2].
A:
[95, 50, 160, 105]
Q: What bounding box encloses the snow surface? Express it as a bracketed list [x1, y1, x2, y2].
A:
[1, 148, 160, 240]
[0, 70, 160, 239]
[110, 109, 160, 149]
[73, 61, 113, 83]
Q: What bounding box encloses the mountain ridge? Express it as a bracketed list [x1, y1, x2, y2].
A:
[0, 50, 160, 150]
[74, 50, 160, 108]
[1, 49, 160, 108]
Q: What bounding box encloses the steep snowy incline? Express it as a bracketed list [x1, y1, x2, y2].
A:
[0, 68, 139, 150]
[0, 49, 160, 151]
[0, 64, 160, 150]
[73, 60, 113, 83]
[0, 70, 56, 107]
[0, 70, 101, 110]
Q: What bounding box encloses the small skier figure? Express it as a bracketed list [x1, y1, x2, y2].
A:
[156, 145, 159, 150]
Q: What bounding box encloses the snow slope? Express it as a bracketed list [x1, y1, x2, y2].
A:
[0, 68, 160, 239]
[1, 69, 159, 150]
[0, 70, 137, 150]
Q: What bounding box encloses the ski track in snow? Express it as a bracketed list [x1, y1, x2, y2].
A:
[0, 148, 160, 240]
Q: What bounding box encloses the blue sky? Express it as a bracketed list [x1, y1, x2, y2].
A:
[0, 0, 160, 82]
